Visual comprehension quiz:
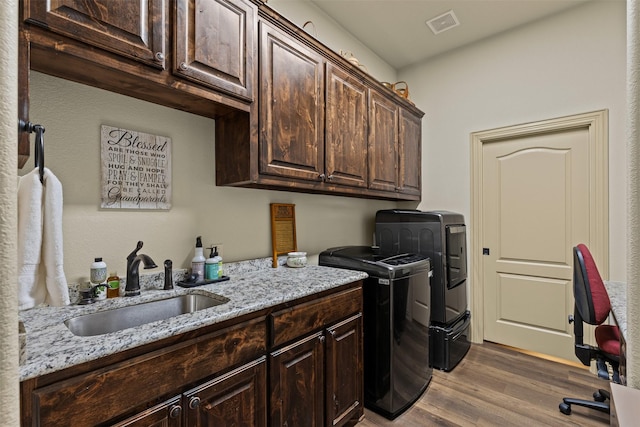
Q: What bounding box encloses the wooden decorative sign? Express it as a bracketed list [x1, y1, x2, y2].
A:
[271, 203, 297, 267]
[100, 125, 172, 210]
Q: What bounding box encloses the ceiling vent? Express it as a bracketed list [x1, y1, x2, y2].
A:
[426, 10, 460, 35]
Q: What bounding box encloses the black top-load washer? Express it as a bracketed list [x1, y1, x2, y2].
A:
[319, 246, 432, 419]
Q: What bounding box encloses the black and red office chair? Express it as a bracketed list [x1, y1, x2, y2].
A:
[559, 244, 620, 415]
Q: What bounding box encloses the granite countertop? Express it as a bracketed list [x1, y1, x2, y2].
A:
[18, 258, 367, 381]
[604, 280, 626, 337]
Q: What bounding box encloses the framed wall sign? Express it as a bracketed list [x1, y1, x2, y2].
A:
[100, 125, 172, 210]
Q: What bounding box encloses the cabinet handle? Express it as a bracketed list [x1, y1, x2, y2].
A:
[168, 404, 182, 419]
[179, 62, 189, 71]
[319, 335, 325, 343]
[318, 173, 325, 180]
[155, 52, 165, 62]
[189, 396, 201, 409]
[329, 329, 336, 337]
[327, 174, 334, 180]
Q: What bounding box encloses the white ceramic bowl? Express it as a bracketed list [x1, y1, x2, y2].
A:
[287, 251, 307, 268]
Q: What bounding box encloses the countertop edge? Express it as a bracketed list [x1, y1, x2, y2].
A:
[605, 280, 626, 337]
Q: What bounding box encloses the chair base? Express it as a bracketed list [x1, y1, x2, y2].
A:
[559, 390, 610, 415]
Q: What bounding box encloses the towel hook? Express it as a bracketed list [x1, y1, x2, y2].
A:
[19, 120, 45, 183]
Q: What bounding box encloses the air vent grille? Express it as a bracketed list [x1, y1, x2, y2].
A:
[426, 10, 460, 35]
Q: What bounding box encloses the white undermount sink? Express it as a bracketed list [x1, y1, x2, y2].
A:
[64, 293, 229, 337]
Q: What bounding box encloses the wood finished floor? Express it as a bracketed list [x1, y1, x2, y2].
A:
[358, 341, 611, 427]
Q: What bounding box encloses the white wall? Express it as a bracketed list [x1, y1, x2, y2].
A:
[400, 0, 627, 281]
[268, 0, 397, 83]
[1, 0, 19, 424]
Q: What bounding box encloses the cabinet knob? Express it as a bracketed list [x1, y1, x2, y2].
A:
[319, 335, 325, 343]
[318, 173, 326, 180]
[329, 329, 336, 337]
[155, 52, 165, 62]
[168, 404, 182, 419]
[327, 174, 334, 181]
[189, 396, 201, 409]
[179, 62, 189, 71]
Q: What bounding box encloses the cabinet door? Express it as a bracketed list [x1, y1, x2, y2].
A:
[398, 108, 422, 196]
[25, 0, 167, 69]
[368, 89, 399, 192]
[325, 64, 368, 188]
[270, 332, 325, 427]
[325, 314, 364, 427]
[110, 396, 183, 427]
[259, 20, 325, 181]
[175, 0, 255, 100]
[30, 318, 266, 426]
[184, 357, 267, 427]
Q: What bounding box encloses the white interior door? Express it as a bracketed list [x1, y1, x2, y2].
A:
[473, 111, 609, 361]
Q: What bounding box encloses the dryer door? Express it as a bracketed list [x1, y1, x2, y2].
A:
[445, 225, 467, 289]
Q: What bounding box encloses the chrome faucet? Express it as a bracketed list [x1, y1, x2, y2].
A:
[125, 241, 158, 296]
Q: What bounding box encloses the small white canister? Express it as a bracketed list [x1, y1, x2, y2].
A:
[286, 252, 307, 268]
[90, 257, 107, 284]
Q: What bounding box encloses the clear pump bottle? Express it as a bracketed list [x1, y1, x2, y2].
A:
[191, 236, 205, 282]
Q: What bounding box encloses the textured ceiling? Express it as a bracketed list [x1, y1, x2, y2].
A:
[309, 0, 592, 69]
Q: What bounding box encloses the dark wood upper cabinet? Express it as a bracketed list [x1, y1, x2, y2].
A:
[259, 20, 325, 182]
[175, 0, 256, 100]
[20, 0, 423, 201]
[325, 64, 368, 189]
[368, 88, 399, 193]
[24, 0, 167, 69]
[398, 107, 422, 197]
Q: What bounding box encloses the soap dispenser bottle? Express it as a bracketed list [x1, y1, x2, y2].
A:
[191, 236, 205, 282]
[205, 246, 219, 280]
[215, 248, 223, 278]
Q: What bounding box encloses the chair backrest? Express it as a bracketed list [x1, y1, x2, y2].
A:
[574, 244, 611, 325]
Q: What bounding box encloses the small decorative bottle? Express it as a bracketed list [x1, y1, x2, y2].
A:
[90, 257, 108, 300]
[107, 272, 120, 298]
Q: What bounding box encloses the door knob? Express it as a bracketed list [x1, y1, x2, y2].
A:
[189, 396, 201, 409]
[168, 404, 182, 419]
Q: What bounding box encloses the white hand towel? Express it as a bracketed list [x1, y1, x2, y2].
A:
[42, 168, 70, 307]
[17, 168, 45, 310]
[17, 168, 70, 309]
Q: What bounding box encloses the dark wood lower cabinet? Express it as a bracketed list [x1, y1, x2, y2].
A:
[111, 357, 267, 427]
[21, 282, 363, 427]
[325, 314, 363, 427]
[270, 332, 325, 427]
[270, 314, 363, 427]
[111, 396, 183, 427]
[184, 357, 267, 427]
